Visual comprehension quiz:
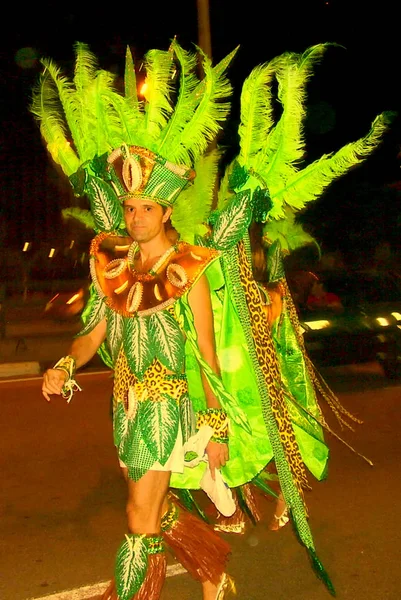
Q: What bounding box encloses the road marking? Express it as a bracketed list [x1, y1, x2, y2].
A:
[26, 564, 186, 600]
[0, 370, 111, 385]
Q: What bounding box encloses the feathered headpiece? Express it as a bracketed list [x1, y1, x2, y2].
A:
[218, 43, 394, 251]
[31, 41, 237, 235]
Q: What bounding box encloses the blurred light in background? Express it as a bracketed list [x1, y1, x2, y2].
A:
[66, 292, 81, 305]
[376, 317, 390, 327]
[304, 320, 330, 330]
[48, 248, 56, 258]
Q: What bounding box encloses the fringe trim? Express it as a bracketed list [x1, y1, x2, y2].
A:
[162, 498, 231, 585]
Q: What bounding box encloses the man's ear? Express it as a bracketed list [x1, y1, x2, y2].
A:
[162, 207, 173, 223]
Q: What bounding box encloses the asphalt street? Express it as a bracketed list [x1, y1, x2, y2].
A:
[1, 363, 401, 599]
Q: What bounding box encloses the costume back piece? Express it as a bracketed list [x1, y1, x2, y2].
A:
[32, 40, 390, 599]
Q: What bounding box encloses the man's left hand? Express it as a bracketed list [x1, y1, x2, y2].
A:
[206, 440, 229, 480]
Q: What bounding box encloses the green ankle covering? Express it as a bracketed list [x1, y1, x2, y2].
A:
[115, 534, 164, 600]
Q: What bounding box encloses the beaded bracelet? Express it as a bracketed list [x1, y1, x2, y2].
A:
[196, 407, 229, 444]
[53, 355, 82, 403]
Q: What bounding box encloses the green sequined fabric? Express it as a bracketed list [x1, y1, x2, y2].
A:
[115, 534, 164, 600]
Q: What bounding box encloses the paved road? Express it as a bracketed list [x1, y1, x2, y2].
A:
[1, 365, 401, 600]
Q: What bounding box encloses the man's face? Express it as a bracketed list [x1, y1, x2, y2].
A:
[123, 198, 171, 244]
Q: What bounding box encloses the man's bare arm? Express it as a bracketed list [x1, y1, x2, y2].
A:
[188, 274, 221, 408]
[188, 274, 228, 477]
[42, 318, 107, 402]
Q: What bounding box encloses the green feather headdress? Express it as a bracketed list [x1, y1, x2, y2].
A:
[217, 43, 394, 250]
[31, 41, 237, 234]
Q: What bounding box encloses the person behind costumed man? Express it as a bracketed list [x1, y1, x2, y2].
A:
[207, 44, 386, 534]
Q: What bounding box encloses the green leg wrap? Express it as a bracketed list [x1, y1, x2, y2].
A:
[115, 533, 165, 600]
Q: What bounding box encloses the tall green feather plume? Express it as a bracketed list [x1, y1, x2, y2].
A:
[73, 42, 98, 94]
[124, 46, 139, 112]
[31, 70, 80, 176]
[73, 41, 98, 159]
[225, 44, 392, 224]
[259, 46, 329, 193]
[91, 70, 121, 155]
[171, 150, 220, 242]
[143, 48, 174, 142]
[187, 45, 239, 111]
[100, 87, 138, 149]
[259, 53, 306, 188]
[238, 61, 278, 167]
[219, 46, 329, 214]
[177, 47, 233, 165]
[269, 111, 394, 218]
[39, 58, 87, 160]
[157, 40, 199, 159]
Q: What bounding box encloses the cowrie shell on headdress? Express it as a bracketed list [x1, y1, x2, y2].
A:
[123, 156, 143, 192]
[126, 281, 144, 313]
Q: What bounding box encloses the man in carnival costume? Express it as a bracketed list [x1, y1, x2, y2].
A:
[37, 40, 240, 600]
[36, 41, 389, 600]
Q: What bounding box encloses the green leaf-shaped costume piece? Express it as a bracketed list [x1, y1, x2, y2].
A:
[115, 534, 148, 600]
[123, 317, 153, 378]
[107, 309, 125, 364]
[113, 401, 129, 449]
[266, 240, 286, 283]
[76, 286, 106, 337]
[139, 397, 180, 465]
[85, 175, 123, 233]
[211, 190, 253, 251]
[148, 310, 185, 373]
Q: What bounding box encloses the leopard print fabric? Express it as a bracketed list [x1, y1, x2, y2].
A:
[237, 241, 310, 494]
[113, 351, 188, 414]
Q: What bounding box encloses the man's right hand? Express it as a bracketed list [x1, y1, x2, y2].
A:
[42, 369, 68, 402]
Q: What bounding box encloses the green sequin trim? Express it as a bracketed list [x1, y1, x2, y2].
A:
[144, 535, 165, 554]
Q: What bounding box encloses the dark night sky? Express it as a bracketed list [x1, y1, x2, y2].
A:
[1, 0, 400, 251]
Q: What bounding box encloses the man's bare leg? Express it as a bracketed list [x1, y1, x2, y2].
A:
[124, 468, 171, 534]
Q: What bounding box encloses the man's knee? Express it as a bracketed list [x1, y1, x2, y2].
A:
[126, 493, 165, 533]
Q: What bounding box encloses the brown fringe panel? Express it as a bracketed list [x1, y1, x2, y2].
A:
[163, 502, 231, 585]
[101, 552, 166, 600]
[240, 483, 263, 523]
